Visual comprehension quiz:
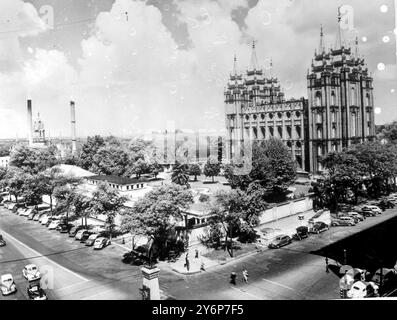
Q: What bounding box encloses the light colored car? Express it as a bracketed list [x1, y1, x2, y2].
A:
[347, 281, 368, 299]
[331, 216, 356, 226]
[22, 264, 41, 281]
[93, 237, 111, 250]
[17, 207, 27, 215]
[41, 216, 50, 225]
[20, 208, 33, 217]
[0, 274, 17, 296]
[346, 211, 365, 221]
[362, 205, 382, 214]
[48, 220, 60, 230]
[85, 233, 100, 246]
[268, 235, 292, 249]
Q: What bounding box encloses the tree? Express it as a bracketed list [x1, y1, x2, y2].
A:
[203, 156, 221, 183]
[89, 182, 128, 243]
[79, 135, 106, 170]
[70, 192, 92, 228]
[9, 145, 58, 174]
[188, 163, 201, 181]
[53, 185, 79, 222]
[128, 158, 151, 179]
[40, 167, 81, 213]
[5, 167, 27, 203]
[171, 163, 190, 187]
[120, 184, 194, 259]
[91, 145, 131, 176]
[0, 167, 7, 191]
[223, 163, 252, 190]
[22, 174, 45, 209]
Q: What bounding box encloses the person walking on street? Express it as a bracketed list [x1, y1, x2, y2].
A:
[325, 257, 329, 273]
[185, 252, 190, 271]
[200, 261, 205, 271]
[242, 269, 249, 283]
[230, 272, 237, 285]
[195, 248, 199, 259]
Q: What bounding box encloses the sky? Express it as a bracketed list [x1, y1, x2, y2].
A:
[0, 0, 396, 139]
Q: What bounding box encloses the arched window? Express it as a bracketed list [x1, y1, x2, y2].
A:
[261, 127, 266, 139]
[287, 126, 292, 139]
[332, 126, 336, 138]
[278, 126, 283, 138]
[331, 110, 336, 123]
[331, 91, 336, 106]
[351, 112, 357, 137]
[316, 111, 323, 124]
[366, 93, 371, 107]
[253, 127, 258, 139]
[296, 126, 301, 138]
[317, 144, 323, 156]
[317, 128, 322, 139]
[351, 87, 356, 106]
[269, 127, 274, 137]
[315, 92, 322, 107]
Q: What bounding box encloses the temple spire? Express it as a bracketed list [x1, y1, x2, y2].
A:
[250, 40, 259, 70]
[233, 53, 237, 75]
[354, 35, 359, 58]
[335, 7, 345, 49]
[318, 25, 325, 53]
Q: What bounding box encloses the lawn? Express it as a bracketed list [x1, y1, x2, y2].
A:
[202, 241, 259, 262]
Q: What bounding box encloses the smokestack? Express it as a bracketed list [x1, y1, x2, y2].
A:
[27, 100, 33, 146]
[70, 101, 77, 155]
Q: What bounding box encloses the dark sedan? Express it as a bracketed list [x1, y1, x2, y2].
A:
[310, 222, 329, 234]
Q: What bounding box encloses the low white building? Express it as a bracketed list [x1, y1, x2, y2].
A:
[0, 156, 10, 168]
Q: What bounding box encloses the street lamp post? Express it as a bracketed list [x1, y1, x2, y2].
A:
[344, 249, 347, 265]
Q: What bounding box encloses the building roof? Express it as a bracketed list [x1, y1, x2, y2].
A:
[88, 175, 148, 186]
[54, 164, 96, 178]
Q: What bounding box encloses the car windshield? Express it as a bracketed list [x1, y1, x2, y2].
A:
[2, 277, 12, 284]
[30, 266, 37, 271]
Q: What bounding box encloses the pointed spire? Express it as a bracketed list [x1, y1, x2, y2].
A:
[250, 40, 259, 70]
[354, 35, 359, 58]
[233, 53, 237, 75]
[318, 24, 325, 53]
[336, 7, 345, 49]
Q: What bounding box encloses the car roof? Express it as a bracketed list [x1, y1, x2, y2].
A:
[1, 274, 13, 280]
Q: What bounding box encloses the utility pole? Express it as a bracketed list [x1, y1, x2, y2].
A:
[343, 249, 347, 265]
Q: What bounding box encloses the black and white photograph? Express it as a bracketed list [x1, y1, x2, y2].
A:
[1, 0, 397, 306]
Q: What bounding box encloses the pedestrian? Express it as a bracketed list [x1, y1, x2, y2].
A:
[242, 269, 248, 283]
[186, 259, 190, 271]
[325, 257, 329, 273]
[200, 261, 205, 271]
[195, 248, 199, 259]
[230, 272, 237, 285]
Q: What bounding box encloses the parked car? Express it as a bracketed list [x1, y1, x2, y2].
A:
[362, 205, 382, 215]
[346, 281, 378, 299]
[268, 235, 292, 249]
[58, 223, 74, 233]
[17, 207, 27, 215]
[75, 229, 93, 241]
[45, 217, 57, 227]
[34, 212, 46, 222]
[345, 211, 365, 222]
[20, 208, 33, 217]
[358, 207, 377, 217]
[331, 216, 356, 226]
[0, 274, 17, 296]
[27, 283, 47, 300]
[371, 268, 396, 286]
[28, 211, 38, 220]
[93, 237, 111, 250]
[0, 234, 6, 247]
[85, 233, 100, 246]
[310, 222, 329, 234]
[22, 264, 41, 281]
[48, 219, 60, 230]
[40, 215, 49, 224]
[80, 230, 96, 243]
[69, 225, 86, 237]
[292, 226, 309, 241]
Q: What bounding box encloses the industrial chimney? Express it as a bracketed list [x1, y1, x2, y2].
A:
[70, 101, 77, 155]
[27, 100, 33, 146]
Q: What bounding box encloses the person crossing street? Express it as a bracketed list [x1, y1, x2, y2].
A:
[242, 269, 249, 283]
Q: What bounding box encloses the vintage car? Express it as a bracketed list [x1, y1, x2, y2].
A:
[331, 216, 356, 227]
[27, 283, 47, 300]
[309, 222, 329, 234]
[292, 226, 309, 241]
[0, 274, 17, 296]
[346, 281, 379, 299]
[85, 233, 100, 246]
[93, 237, 111, 250]
[22, 264, 41, 281]
[268, 235, 292, 249]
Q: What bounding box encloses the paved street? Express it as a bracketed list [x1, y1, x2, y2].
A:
[2, 206, 397, 300]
